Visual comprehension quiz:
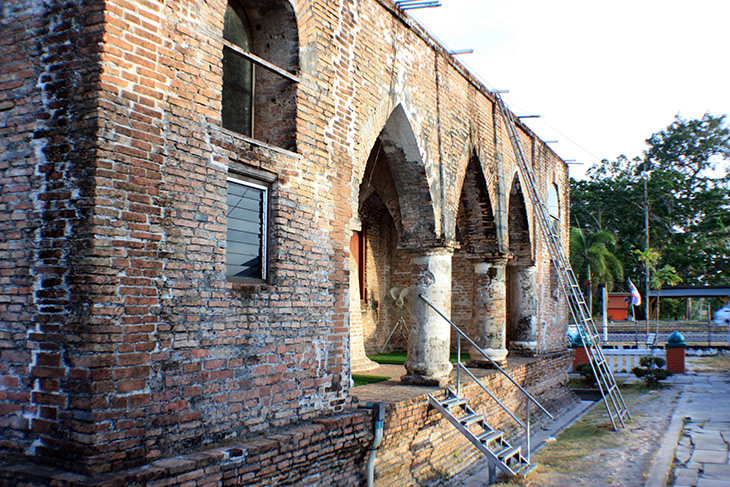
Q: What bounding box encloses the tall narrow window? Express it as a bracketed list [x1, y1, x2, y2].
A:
[548, 183, 560, 236]
[222, 4, 254, 136]
[219, 0, 300, 149]
[226, 176, 267, 280]
[350, 230, 366, 300]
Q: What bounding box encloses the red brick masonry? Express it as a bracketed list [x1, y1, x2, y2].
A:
[1, 412, 371, 487]
[666, 347, 685, 374]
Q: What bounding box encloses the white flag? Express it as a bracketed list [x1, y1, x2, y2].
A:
[628, 279, 641, 306]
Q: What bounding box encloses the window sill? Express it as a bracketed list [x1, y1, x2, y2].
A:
[227, 276, 269, 287]
[214, 126, 302, 161]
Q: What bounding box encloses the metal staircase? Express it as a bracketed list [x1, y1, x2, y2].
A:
[429, 389, 535, 480]
[420, 295, 553, 484]
[493, 92, 630, 431]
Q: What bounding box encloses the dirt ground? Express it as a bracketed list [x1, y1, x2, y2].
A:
[490, 355, 730, 487]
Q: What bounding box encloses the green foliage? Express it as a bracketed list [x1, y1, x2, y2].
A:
[351, 374, 390, 387]
[660, 298, 685, 320]
[634, 248, 660, 274]
[570, 227, 624, 314]
[367, 351, 470, 365]
[571, 114, 730, 289]
[631, 356, 672, 388]
[575, 363, 597, 387]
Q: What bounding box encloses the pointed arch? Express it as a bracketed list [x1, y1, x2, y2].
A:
[507, 173, 533, 262]
[361, 104, 436, 244]
[455, 154, 501, 257]
[358, 138, 404, 238]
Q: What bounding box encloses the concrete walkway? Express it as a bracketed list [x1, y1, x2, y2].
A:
[649, 371, 730, 487]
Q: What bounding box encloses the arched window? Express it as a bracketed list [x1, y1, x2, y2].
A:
[220, 0, 300, 150]
[547, 183, 560, 236]
[222, 4, 254, 136]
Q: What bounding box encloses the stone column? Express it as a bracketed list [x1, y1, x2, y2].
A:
[401, 247, 454, 387]
[468, 258, 509, 366]
[511, 264, 539, 355]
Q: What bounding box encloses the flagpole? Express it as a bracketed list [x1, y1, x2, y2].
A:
[629, 278, 640, 348]
[644, 174, 650, 339]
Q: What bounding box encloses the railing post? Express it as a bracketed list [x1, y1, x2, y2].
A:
[526, 396, 531, 464]
[457, 334, 461, 397]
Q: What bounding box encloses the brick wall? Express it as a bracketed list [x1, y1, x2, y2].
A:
[1, 0, 572, 479]
[0, 0, 104, 467]
[0, 411, 371, 487]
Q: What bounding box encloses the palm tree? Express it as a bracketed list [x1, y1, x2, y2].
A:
[651, 265, 683, 320]
[634, 247, 660, 319]
[570, 228, 625, 315]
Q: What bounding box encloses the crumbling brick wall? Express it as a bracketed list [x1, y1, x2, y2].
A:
[1, 0, 572, 479]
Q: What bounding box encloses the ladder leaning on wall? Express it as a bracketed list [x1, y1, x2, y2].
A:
[494, 92, 630, 431]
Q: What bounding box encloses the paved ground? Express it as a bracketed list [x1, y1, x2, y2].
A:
[662, 372, 730, 487]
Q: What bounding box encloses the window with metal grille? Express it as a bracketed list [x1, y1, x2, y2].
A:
[221, 1, 300, 147]
[222, 3, 254, 136]
[548, 183, 560, 236]
[226, 176, 267, 280]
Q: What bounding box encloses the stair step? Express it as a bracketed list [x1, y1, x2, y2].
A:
[459, 413, 485, 426]
[515, 461, 538, 476]
[441, 396, 467, 409]
[476, 430, 503, 445]
[496, 445, 521, 462]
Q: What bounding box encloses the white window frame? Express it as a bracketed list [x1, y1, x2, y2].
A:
[226, 175, 269, 282]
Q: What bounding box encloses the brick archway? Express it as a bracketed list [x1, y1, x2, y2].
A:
[376, 104, 437, 244]
[507, 173, 532, 262]
[506, 173, 539, 354]
[351, 105, 438, 368]
[452, 155, 509, 363]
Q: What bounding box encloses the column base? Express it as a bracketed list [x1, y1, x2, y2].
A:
[467, 346, 508, 367]
[510, 340, 538, 356]
[401, 359, 453, 387]
[351, 356, 380, 373]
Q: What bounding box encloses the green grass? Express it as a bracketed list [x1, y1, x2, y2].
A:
[367, 351, 408, 364]
[352, 374, 391, 387]
[367, 351, 471, 365]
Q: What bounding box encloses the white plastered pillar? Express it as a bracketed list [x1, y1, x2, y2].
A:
[468, 257, 509, 366]
[401, 247, 454, 387]
[511, 264, 539, 355]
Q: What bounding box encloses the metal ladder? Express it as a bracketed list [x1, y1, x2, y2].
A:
[494, 93, 630, 430]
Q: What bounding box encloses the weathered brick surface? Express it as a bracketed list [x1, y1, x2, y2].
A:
[1, 0, 572, 481]
[1, 0, 104, 468]
[0, 410, 371, 487]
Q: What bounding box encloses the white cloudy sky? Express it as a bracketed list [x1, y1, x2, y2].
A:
[409, 0, 730, 180]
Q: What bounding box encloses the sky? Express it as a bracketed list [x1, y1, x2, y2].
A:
[409, 0, 730, 180]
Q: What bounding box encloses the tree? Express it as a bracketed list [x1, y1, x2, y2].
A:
[634, 247, 660, 319]
[570, 227, 624, 315]
[571, 114, 730, 290]
[651, 265, 683, 320]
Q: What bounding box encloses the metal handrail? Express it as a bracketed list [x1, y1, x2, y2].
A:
[419, 294, 553, 419]
[456, 363, 526, 429]
[419, 293, 554, 463]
